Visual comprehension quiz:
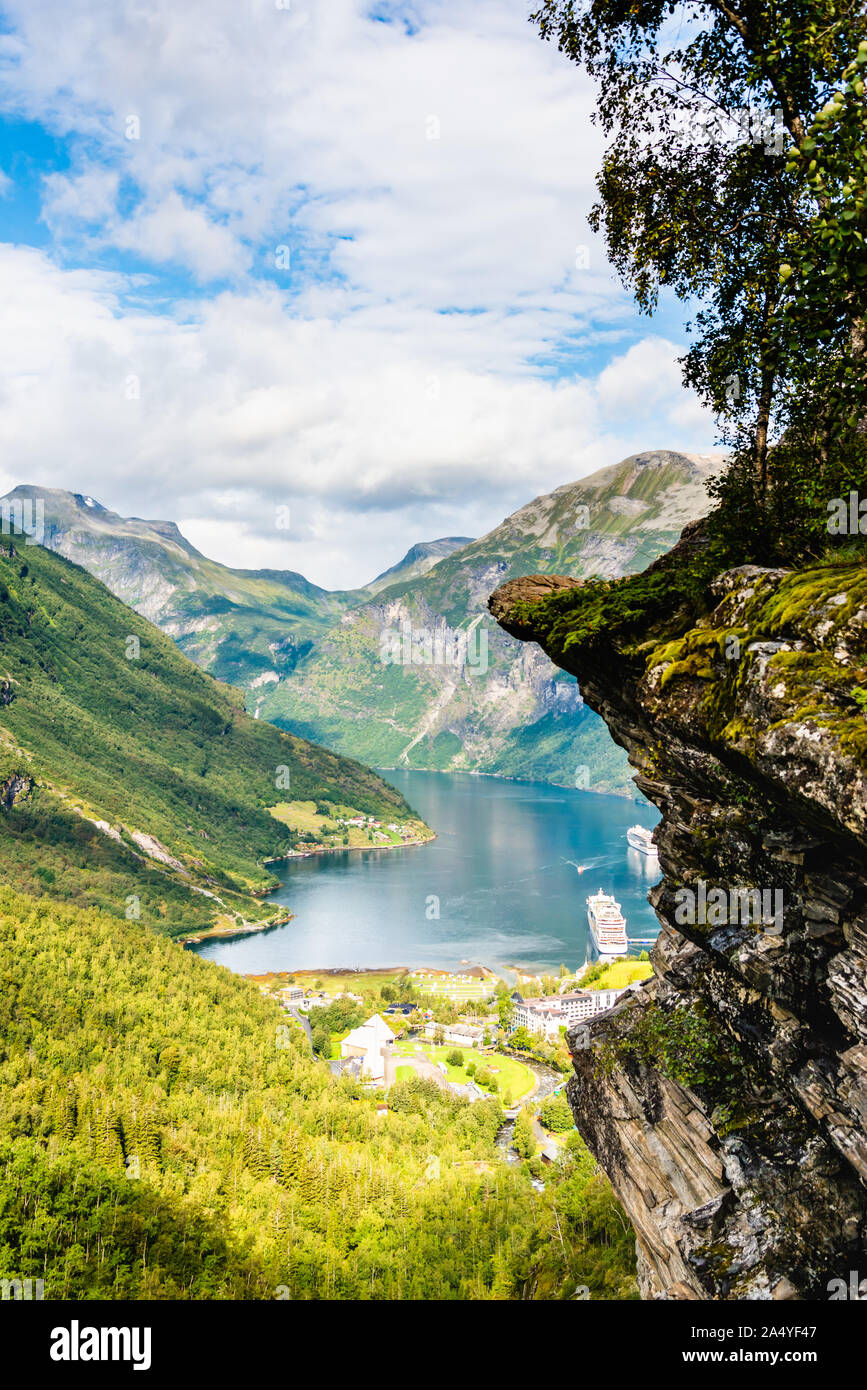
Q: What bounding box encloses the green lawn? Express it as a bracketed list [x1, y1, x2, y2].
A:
[394, 1041, 535, 1101]
[587, 960, 653, 990]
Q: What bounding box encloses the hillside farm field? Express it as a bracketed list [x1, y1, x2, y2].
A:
[270, 799, 429, 850]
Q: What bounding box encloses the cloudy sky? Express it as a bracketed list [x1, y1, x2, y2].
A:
[0, 0, 716, 588]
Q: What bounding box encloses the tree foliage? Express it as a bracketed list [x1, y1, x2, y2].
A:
[0, 888, 636, 1300]
[532, 0, 867, 560]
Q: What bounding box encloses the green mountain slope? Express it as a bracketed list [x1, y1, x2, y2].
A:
[4, 452, 722, 796]
[0, 886, 637, 1299]
[2, 485, 351, 686]
[0, 534, 427, 938]
[259, 451, 724, 794]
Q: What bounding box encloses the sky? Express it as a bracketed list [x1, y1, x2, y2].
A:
[0, 0, 717, 589]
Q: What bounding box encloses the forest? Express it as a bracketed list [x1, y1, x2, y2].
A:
[0, 886, 636, 1299]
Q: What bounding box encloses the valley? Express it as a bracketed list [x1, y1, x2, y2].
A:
[3, 450, 724, 799]
[0, 531, 426, 940]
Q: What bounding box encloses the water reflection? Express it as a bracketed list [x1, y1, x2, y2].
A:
[192, 770, 661, 976]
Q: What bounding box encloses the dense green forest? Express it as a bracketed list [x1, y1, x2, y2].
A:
[0, 536, 425, 937]
[0, 888, 636, 1299]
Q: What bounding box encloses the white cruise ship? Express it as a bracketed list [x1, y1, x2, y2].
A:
[586, 889, 629, 958]
[626, 824, 659, 858]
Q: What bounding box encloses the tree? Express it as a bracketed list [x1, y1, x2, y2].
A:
[510, 1026, 533, 1052]
[513, 1110, 536, 1160]
[540, 1094, 574, 1135]
[446, 1049, 464, 1068]
[532, 0, 867, 556]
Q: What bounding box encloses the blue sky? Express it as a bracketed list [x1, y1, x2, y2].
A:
[0, 0, 717, 587]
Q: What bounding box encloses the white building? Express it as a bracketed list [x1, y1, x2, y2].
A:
[513, 988, 627, 1039]
[339, 1014, 396, 1082]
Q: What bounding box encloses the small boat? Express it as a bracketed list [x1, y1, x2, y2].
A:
[586, 889, 629, 958]
[626, 824, 659, 858]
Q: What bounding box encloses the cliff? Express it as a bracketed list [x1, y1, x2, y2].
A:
[490, 533, 867, 1300]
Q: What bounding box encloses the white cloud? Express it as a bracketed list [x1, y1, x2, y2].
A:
[111, 193, 251, 282]
[2, 0, 607, 311]
[0, 245, 715, 586]
[0, 1, 718, 585]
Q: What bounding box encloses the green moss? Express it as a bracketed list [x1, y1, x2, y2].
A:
[641, 560, 867, 770]
[596, 1001, 747, 1094]
[510, 557, 715, 671]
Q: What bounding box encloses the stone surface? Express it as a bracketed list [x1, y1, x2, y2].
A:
[491, 544, 867, 1300]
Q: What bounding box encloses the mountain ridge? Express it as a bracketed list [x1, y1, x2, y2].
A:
[2, 450, 725, 795]
[258, 450, 726, 793]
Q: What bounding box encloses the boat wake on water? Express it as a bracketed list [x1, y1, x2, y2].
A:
[565, 858, 595, 876]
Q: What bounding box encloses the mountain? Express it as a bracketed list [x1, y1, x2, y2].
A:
[257, 451, 724, 794]
[0, 531, 428, 939]
[363, 537, 475, 596]
[3, 451, 723, 796]
[1, 485, 350, 687]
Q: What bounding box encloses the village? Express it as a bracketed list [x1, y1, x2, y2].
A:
[267, 798, 434, 856]
[251, 957, 651, 1168]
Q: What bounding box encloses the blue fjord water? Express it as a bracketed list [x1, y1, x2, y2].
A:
[191, 770, 662, 978]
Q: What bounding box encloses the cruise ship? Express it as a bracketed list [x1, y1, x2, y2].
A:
[626, 824, 659, 858]
[586, 889, 629, 958]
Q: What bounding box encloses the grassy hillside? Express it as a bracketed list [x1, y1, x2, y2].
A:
[0, 887, 638, 1300]
[0, 535, 427, 938]
[2, 485, 352, 686]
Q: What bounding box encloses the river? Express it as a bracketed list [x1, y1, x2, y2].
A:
[191, 770, 661, 978]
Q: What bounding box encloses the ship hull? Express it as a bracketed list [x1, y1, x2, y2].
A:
[587, 912, 628, 958]
[626, 829, 659, 857]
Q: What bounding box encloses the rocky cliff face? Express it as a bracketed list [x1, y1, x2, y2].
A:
[490, 541, 867, 1300]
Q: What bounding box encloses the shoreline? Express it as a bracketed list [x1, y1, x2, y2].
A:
[263, 831, 434, 866]
[184, 829, 435, 950]
[180, 909, 293, 949]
